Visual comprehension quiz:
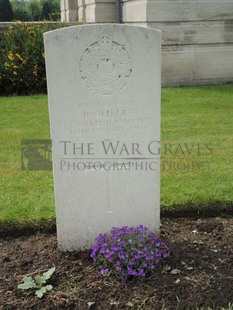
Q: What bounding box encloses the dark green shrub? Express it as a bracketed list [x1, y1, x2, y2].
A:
[11, 0, 29, 21]
[0, 0, 14, 21]
[50, 12, 61, 21]
[0, 22, 67, 95]
[41, 1, 52, 20]
[25, 0, 41, 21]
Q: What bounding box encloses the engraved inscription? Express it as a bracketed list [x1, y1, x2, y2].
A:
[80, 35, 132, 96]
[58, 113, 151, 135]
[58, 99, 153, 136]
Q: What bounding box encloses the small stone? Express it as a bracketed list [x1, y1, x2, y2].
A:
[125, 301, 134, 307]
[193, 240, 204, 245]
[87, 302, 96, 309]
[170, 269, 181, 275]
[175, 279, 181, 285]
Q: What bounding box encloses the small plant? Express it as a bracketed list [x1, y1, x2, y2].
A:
[90, 225, 169, 281]
[18, 267, 55, 298]
[162, 264, 172, 273]
[62, 275, 81, 292]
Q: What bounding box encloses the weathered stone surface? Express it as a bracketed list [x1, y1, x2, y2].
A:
[64, 0, 77, 10]
[162, 44, 233, 86]
[148, 21, 233, 45]
[121, 0, 233, 86]
[44, 24, 161, 251]
[122, 0, 233, 22]
[85, 0, 115, 23]
[65, 9, 78, 22]
[60, 0, 233, 86]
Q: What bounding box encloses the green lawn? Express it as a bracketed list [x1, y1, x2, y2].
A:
[0, 85, 232, 223]
[161, 85, 233, 206]
[0, 95, 54, 223]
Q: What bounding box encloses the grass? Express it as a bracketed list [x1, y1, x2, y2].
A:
[161, 85, 233, 206]
[0, 95, 54, 223]
[0, 85, 233, 223]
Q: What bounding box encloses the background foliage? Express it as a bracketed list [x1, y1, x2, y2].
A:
[0, 0, 14, 21]
[0, 22, 66, 95]
[0, 0, 60, 21]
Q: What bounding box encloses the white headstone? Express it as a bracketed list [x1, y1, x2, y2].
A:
[44, 24, 161, 251]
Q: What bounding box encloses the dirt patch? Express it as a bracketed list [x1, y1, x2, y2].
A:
[0, 217, 232, 309]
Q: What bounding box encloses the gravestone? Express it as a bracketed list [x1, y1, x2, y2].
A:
[44, 24, 161, 251]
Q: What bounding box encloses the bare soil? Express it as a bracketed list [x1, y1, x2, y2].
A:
[0, 217, 232, 310]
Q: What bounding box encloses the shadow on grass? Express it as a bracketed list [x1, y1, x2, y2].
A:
[0, 201, 232, 238]
[161, 201, 233, 218]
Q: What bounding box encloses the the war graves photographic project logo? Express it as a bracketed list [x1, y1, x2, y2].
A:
[21, 139, 52, 171]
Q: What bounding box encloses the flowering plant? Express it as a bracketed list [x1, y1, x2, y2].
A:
[0, 22, 67, 95]
[90, 225, 169, 281]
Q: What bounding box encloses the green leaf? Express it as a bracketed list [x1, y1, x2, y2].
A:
[35, 286, 47, 298]
[42, 267, 55, 280]
[35, 275, 46, 287]
[17, 276, 36, 290]
[35, 285, 53, 298]
[45, 284, 53, 291]
[184, 276, 198, 283]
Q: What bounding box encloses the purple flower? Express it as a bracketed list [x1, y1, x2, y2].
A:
[119, 253, 125, 260]
[90, 225, 170, 281]
[100, 268, 109, 275]
[138, 269, 146, 277]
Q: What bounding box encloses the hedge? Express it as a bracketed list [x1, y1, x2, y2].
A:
[0, 22, 67, 95]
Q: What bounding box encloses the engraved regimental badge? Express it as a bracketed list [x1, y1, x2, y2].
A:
[80, 35, 132, 96]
